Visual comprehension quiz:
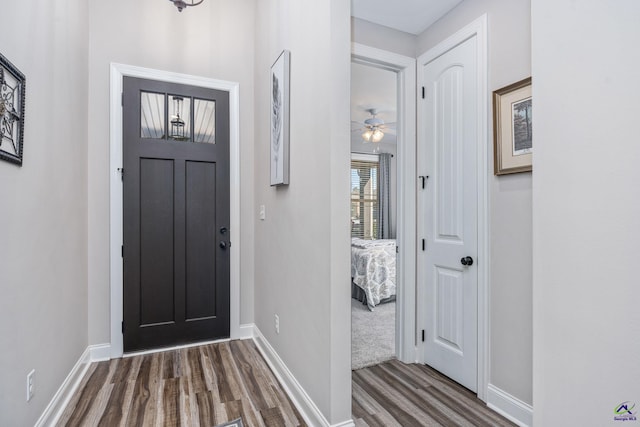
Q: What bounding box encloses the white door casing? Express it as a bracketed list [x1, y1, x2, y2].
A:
[417, 14, 488, 397]
[351, 43, 417, 363]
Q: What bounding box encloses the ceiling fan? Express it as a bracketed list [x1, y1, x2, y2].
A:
[351, 108, 396, 143]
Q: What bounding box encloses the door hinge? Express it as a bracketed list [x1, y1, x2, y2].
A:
[121, 92, 124, 106]
[396, 245, 399, 254]
[121, 321, 125, 333]
[421, 329, 425, 342]
[422, 239, 425, 251]
[419, 175, 429, 189]
[121, 245, 124, 258]
[421, 86, 425, 99]
[118, 168, 124, 181]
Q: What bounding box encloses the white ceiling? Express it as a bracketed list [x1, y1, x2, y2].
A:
[351, 0, 463, 35]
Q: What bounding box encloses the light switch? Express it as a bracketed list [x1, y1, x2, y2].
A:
[259, 205, 266, 220]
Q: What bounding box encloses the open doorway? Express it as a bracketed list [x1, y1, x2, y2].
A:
[349, 45, 417, 375]
[349, 44, 417, 370]
[350, 62, 399, 370]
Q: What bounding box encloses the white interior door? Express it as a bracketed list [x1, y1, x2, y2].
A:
[417, 35, 478, 392]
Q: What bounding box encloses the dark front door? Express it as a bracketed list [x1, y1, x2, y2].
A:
[122, 76, 230, 352]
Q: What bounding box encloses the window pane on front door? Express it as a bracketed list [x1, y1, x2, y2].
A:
[140, 91, 165, 139]
[194, 99, 216, 144]
[168, 95, 191, 141]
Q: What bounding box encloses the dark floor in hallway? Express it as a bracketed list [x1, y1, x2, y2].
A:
[57, 340, 306, 427]
[352, 360, 517, 426]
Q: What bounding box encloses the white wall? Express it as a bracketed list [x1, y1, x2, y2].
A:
[86, 0, 256, 344]
[417, 0, 533, 405]
[254, 0, 352, 423]
[532, 1, 640, 425]
[0, 0, 89, 425]
[352, 18, 417, 58]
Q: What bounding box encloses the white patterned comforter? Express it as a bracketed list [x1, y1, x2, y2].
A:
[351, 238, 396, 310]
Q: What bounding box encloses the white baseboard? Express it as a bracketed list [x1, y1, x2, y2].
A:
[89, 343, 111, 362]
[34, 347, 92, 427]
[252, 325, 354, 427]
[239, 323, 255, 340]
[486, 384, 533, 427]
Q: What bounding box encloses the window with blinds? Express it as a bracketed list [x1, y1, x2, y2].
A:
[351, 159, 379, 239]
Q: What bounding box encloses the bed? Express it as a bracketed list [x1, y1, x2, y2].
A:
[351, 238, 396, 310]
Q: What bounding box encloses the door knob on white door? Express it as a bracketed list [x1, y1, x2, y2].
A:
[461, 256, 473, 266]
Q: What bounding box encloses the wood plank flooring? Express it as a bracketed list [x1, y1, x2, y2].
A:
[57, 340, 307, 427]
[59, 339, 517, 427]
[352, 359, 518, 427]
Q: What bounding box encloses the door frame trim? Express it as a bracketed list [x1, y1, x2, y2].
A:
[416, 14, 489, 401]
[108, 63, 241, 358]
[351, 43, 417, 364]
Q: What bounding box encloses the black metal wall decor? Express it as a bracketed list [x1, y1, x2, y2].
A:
[0, 52, 25, 165]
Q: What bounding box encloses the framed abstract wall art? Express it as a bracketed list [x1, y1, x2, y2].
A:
[270, 50, 290, 186]
[0, 52, 26, 166]
[493, 77, 532, 175]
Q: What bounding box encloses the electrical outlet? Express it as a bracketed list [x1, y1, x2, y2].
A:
[26, 369, 35, 402]
[275, 314, 280, 334]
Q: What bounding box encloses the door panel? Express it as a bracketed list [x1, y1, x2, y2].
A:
[123, 76, 230, 352]
[435, 66, 464, 241]
[418, 35, 478, 391]
[435, 266, 464, 354]
[185, 160, 217, 320]
[139, 158, 175, 326]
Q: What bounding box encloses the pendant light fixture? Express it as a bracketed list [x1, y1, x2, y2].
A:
[170, 96, 187, 140]
[168, 0, 204, 12]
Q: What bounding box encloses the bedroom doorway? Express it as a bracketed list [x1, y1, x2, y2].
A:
[350, 45, 417, 370]
[350, 62, 398, 369]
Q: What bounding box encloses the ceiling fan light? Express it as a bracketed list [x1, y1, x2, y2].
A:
[371, 129, 384, 143]
[362, 129, 373, 142]
[364, 117, 384, 127]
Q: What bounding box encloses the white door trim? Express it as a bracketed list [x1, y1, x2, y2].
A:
[416, 14, 489, 401]
[109, 63, 241, 358]
[351, 43, 417, 364]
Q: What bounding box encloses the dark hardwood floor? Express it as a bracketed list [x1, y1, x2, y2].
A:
[352, 359, 518, 427]
[58, 339, 516, 427]
[57, 340, 307, 427]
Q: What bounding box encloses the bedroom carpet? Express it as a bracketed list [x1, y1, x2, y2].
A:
[351, 298, 395, 370]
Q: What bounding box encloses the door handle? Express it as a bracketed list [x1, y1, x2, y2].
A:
[219, 241, 228, 250]
[220, 227, 228, 235]
[460, 256, 473, 266]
